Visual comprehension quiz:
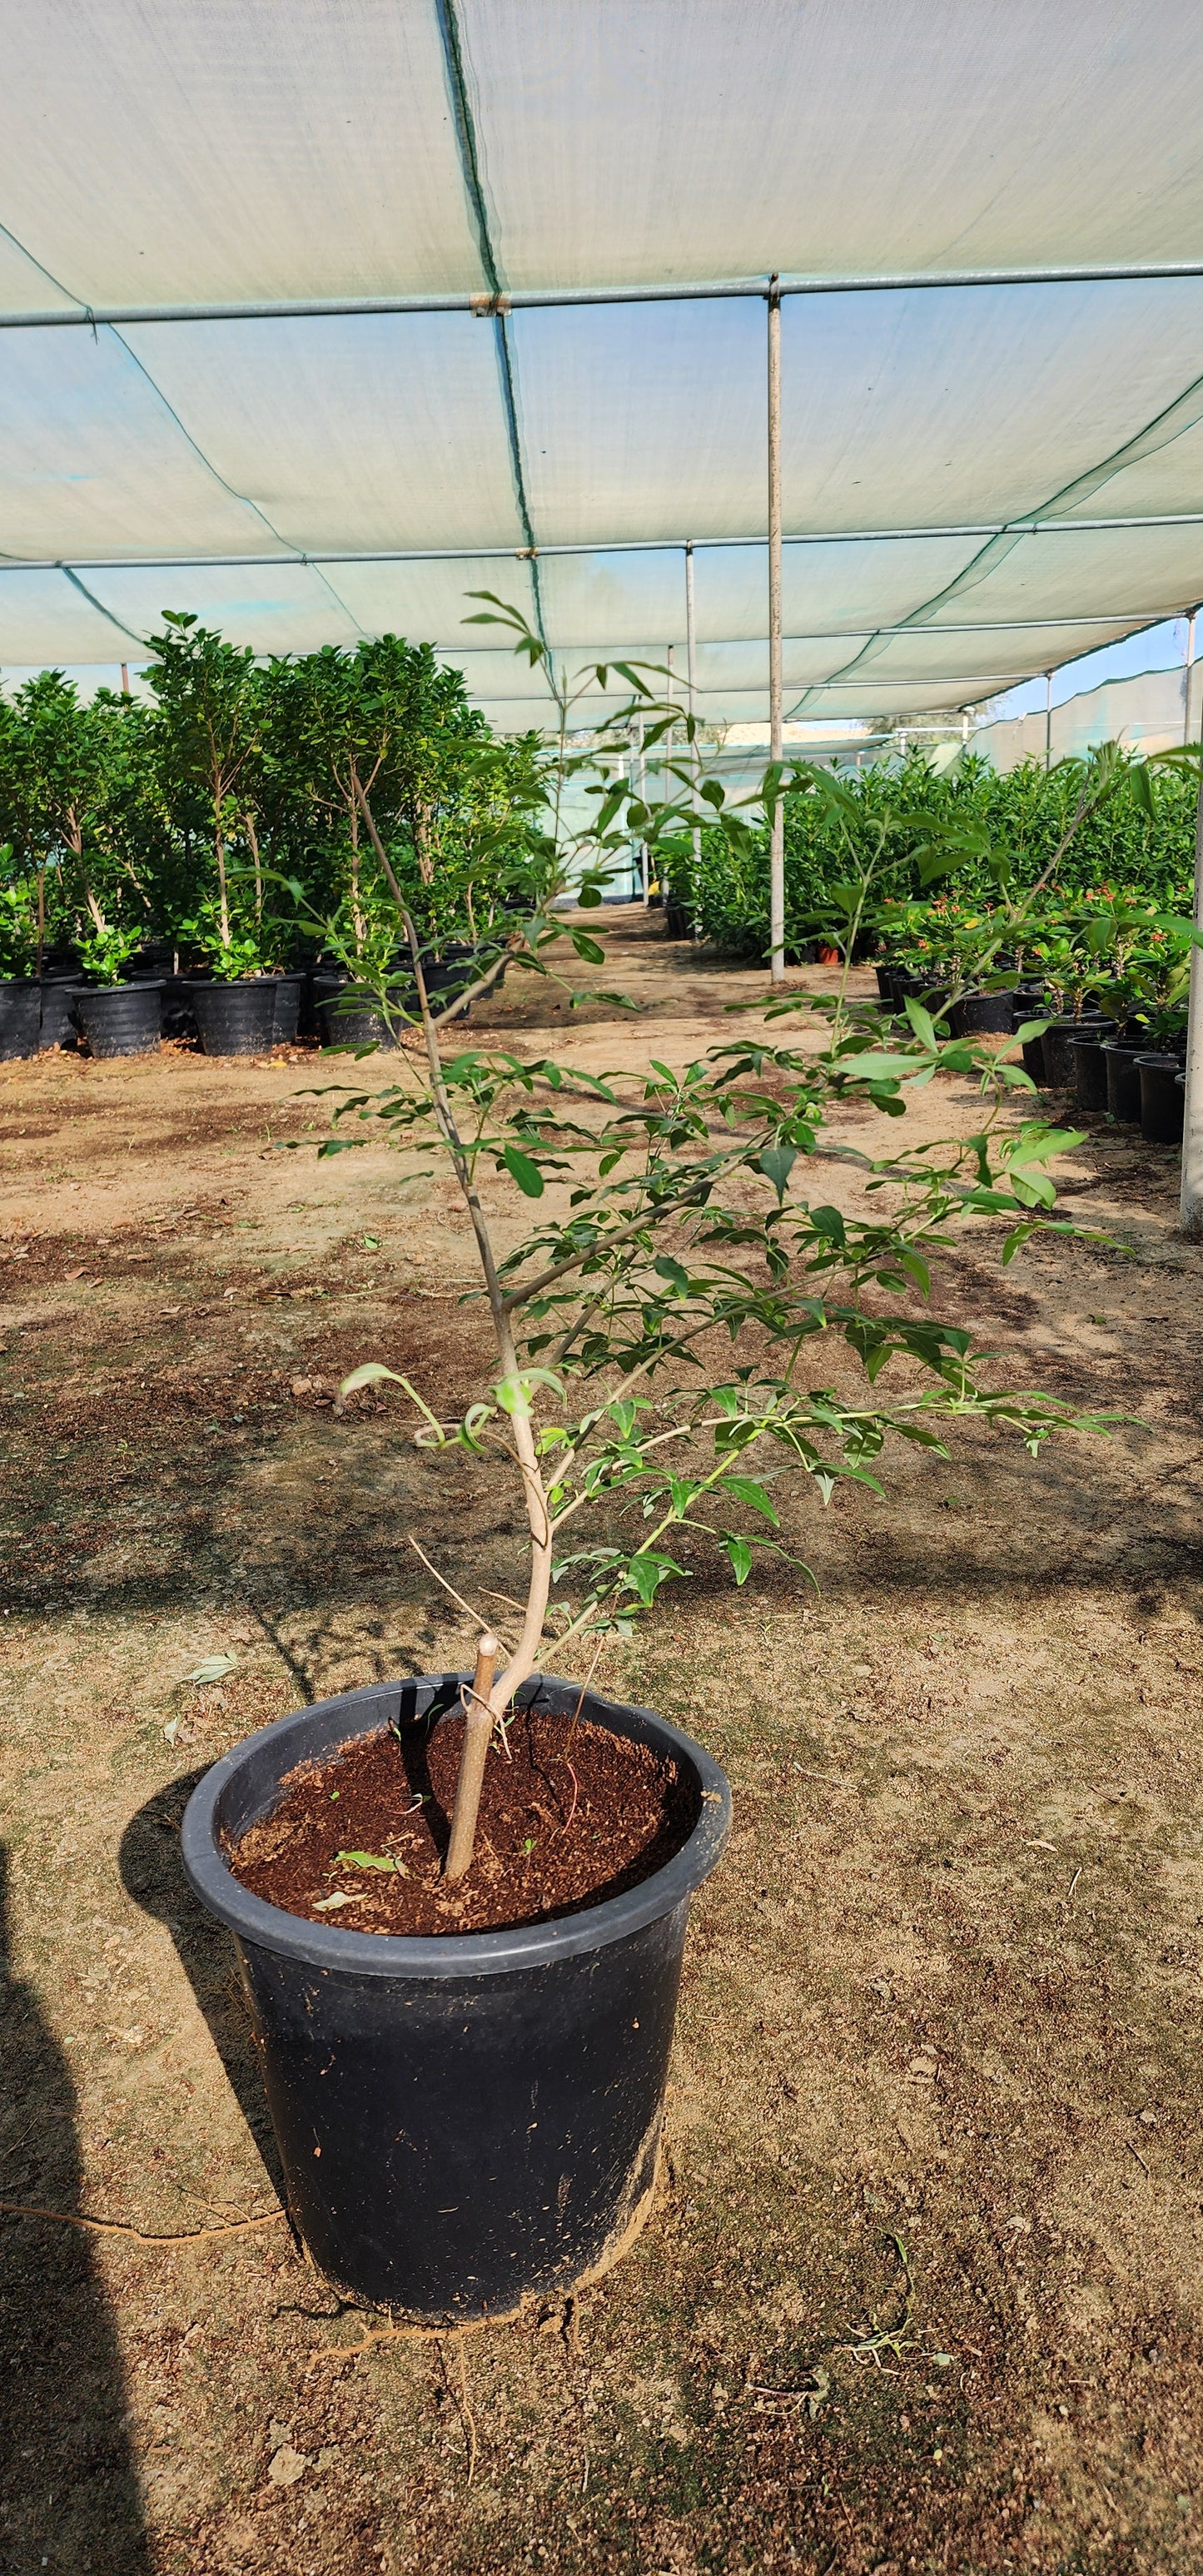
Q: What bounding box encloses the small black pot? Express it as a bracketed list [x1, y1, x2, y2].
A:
[1102, 1042, 1145, 1123]
[71, 982, 162, 1058]
[314, 973, 403, 1051]
[181, 1673, 730, 2319]
[1041, 1015, 1114, 1088]
[664, 900, 693, 940]
[948, 988, 1016, 1038]
[1136, 1052, 1186, 1145]
[191, 979, 278, 1057]
[272, 975, 303, 1045]
[0, 980, 41, 1060]
[1071, 1032, 1112, 1111]
[874, 962, 898, 1001]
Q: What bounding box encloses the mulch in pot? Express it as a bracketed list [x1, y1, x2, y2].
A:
[226, 1703, 700, 1936]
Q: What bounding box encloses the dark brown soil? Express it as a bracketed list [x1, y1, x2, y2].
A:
[226, 1704, 700, 1933]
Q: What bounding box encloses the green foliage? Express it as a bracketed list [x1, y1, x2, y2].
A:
[684, 744, 1196, 963]
[0, 625, 549, 981]
[314, 604, 1121, 1697]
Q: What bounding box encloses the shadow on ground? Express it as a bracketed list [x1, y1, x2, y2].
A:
[0, 1848, 153, 2575]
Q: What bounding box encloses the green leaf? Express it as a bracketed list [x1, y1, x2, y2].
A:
[758, 1142, 797, 1204]
[570, 931, 605, 964]
[721, 1476, 780, 1525]
[503, 1143, 545, 1197]
[332, 1849, 405, 1872]
[724, 1535, 753, 1585]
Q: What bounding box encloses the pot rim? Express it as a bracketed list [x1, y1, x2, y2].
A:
[68, 979, 165, 997]
[181, 1675, 732, 1980]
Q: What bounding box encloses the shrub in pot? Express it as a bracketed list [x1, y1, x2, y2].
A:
[69, 923, 162, 1058]
[184, 623, 1115, 2321]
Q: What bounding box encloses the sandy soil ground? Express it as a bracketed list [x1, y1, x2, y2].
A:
[1, 910, 1201, 2576]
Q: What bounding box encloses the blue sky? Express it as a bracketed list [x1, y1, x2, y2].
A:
[982, 614, 1191, 723]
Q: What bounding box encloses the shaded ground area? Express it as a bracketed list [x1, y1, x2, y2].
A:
[1, 912, 1201, 2574]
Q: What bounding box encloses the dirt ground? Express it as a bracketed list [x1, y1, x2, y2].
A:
[2, 909, 1201, 2576]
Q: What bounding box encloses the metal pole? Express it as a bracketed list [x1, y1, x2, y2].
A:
[767, 273, 785, 982]
[1044, 669, 1053, 768]
[120, 662, 130, 696]
[633, 714, 649, 904]
[684, 540, 701, 927]
[1180, 752, 1203, 1235]
[1185, 609, 1197, 745]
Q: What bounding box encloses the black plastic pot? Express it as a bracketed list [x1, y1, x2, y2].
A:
[1102, 1041, 1145, 1123]
[181, 1672, 730, 2319]
[272, 975, 303, 1045]
[35, 977, 81, 1051]
[1071, 1032, 1112, 1111]
[314, 973, 403, 1050]
[191, 979, 278, 1057]
[70, 981, 162, 1058]
[664, 901, 694, 941]
[948, 988, 1016, 1038]
[0, 980, 41, 1060]
[1136, 1052, 1186, 1145]
[1041, 1014, 1113, 1088]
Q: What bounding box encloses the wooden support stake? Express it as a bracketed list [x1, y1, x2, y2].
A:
[445, 1634, 500, 1883]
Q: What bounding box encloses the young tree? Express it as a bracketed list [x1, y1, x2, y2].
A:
[310, 611, 1115, 1885]
[145, 614, 261, 957]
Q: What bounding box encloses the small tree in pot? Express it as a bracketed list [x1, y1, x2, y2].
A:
[182, 617, 1116, 2323]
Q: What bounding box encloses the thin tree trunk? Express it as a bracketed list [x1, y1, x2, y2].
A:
[353, 776, 553, 1727]
[246, 810, 263, 925]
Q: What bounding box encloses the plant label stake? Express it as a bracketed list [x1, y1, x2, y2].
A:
[445, 1633, 500, 1883]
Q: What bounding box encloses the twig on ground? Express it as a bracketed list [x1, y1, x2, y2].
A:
[0, 2196, 286, 2245]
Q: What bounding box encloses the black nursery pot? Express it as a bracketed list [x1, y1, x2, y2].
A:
[35, 977, 80, 1052]
[71, 981, 162, 1058]
[181, 1673, 730, 2319]
[0, 980, 42, 1060]
[1071, 1032, 1112, 1111]
[1136, 1052, 1186, 1146]
[191, 978, 278, 1057]
[1041, 1014, 1113, 1089]
[271, 974, 303, 1045]
[948, 987, 1016, 1038]
[314, 972, 403, 1050]
[1102, 1041, 1145, 1124]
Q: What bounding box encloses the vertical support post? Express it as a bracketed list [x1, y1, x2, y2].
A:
[634, 714, 649, 905]
[120, 663, 131, 697]
[684, 539, 701, 932]
[1180, 753, 1203, 1236]
[961, 710, 969, 747]
[1044, 669, 1053, 770]
[1184, 608, 1197, 746]
[767, 273, 785, 983]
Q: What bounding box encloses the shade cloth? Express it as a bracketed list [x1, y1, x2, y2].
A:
[2, 2, 1202, 727]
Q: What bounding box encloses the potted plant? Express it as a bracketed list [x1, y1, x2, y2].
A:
[181, 619, 1113, 2322]
[0, 863, 43, 1059]
[68, 922, 162, 1058]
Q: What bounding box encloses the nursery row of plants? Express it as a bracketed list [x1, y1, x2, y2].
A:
[676, 738, 1199, 960]
[0, 614, 548, 1012]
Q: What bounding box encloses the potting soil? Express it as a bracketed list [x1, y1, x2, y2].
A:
[226, 1702, 700, 1933]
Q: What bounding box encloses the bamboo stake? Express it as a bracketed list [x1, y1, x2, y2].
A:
[445, 1633, 500, 1882]
[767, 275, 785, 982]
